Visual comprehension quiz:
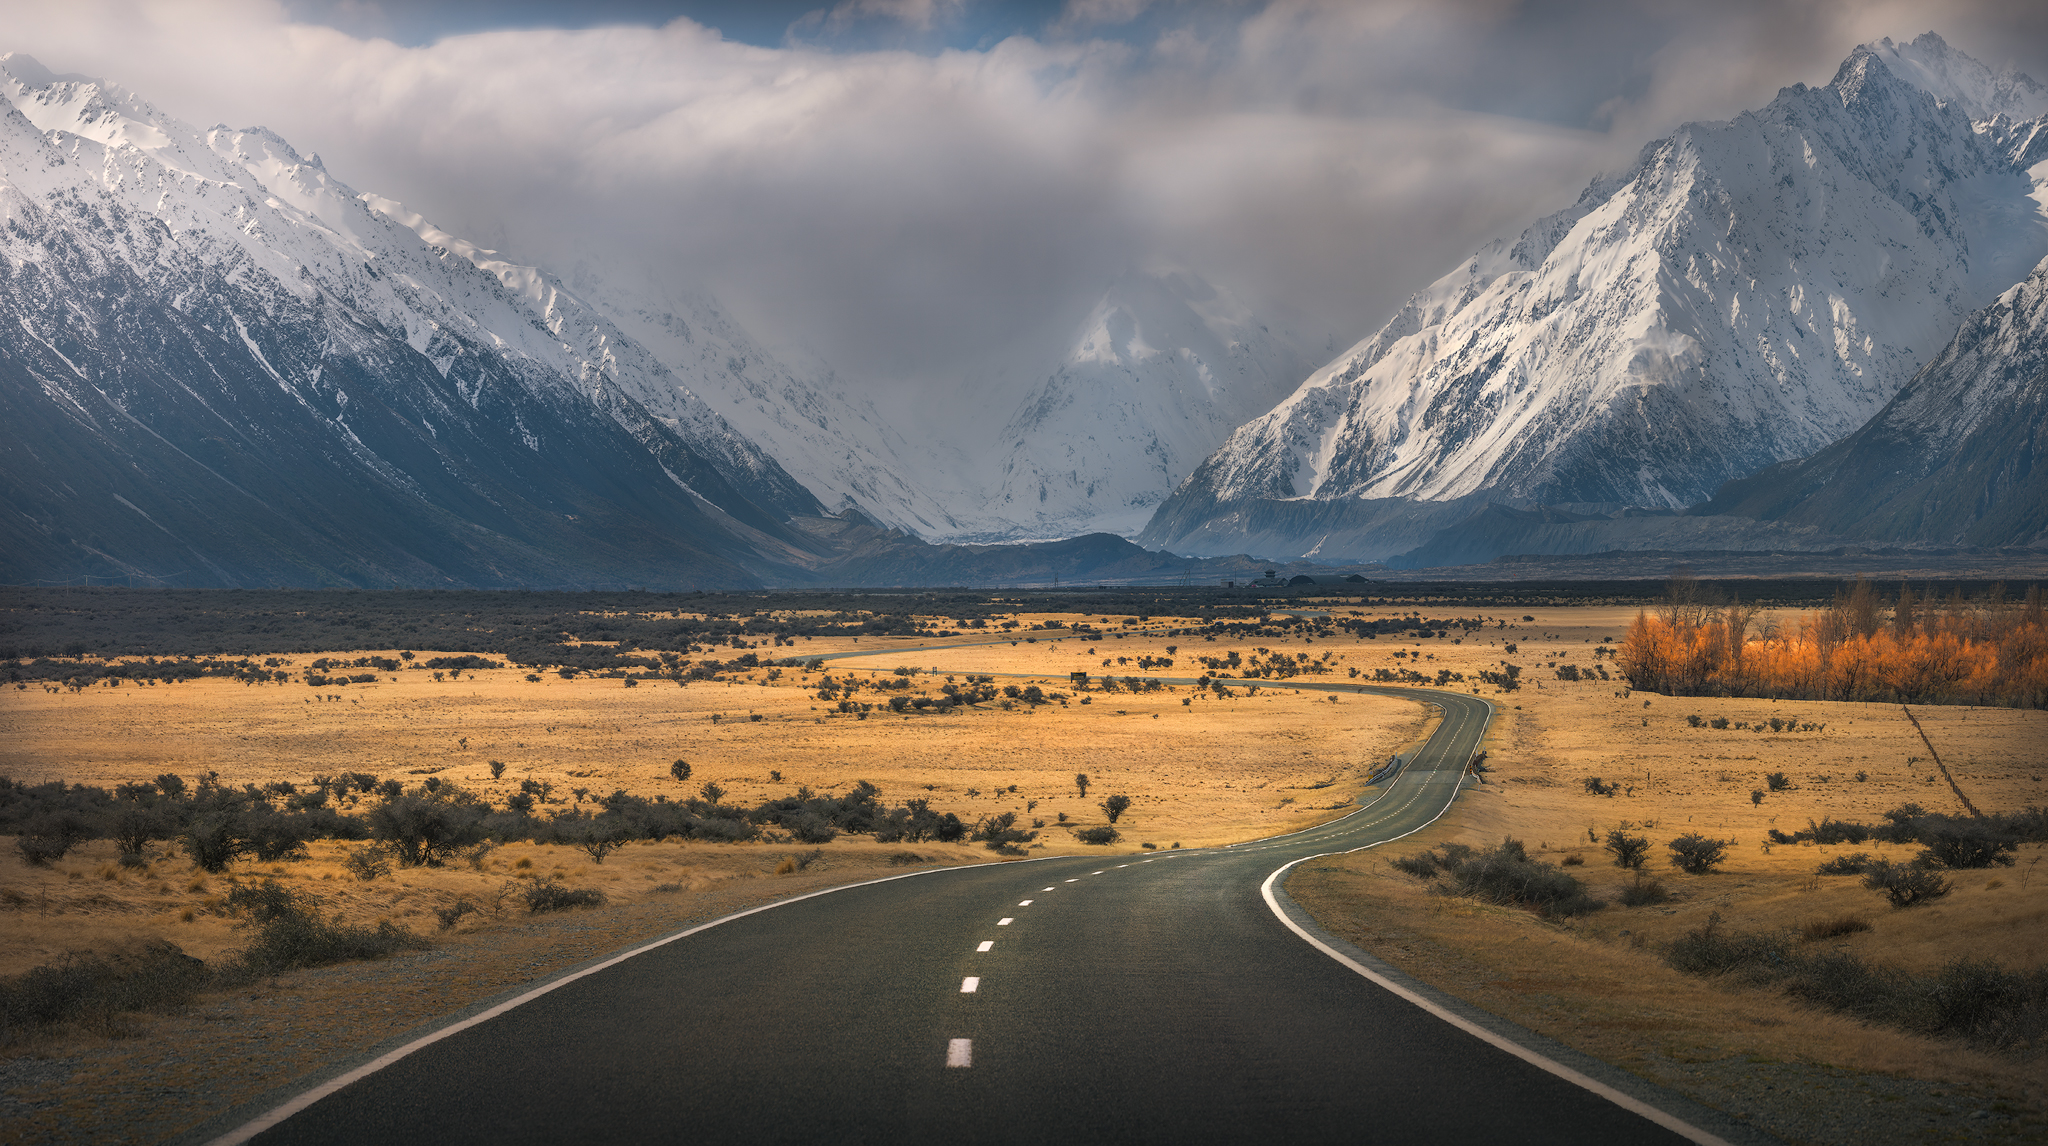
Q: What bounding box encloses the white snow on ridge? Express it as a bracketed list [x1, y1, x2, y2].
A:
[1870, 32, 2048, 123]
[1173, 34, 2048, 515]
[0, 52, 809, 514]
[965, 267, 1317, 538]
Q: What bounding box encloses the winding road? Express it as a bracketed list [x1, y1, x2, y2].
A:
[211, 664, 1752, 1145]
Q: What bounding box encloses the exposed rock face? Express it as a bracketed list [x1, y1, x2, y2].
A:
[0, 54, 826, 588]
[1697, 254, 2048, 548]
[1145, 34, 2048, 560]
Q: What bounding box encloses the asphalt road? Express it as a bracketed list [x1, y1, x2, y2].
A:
[225, 682, 1718, 1145]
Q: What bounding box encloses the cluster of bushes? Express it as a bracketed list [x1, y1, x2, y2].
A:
[1664, 912, 2047, 1052]
[1684, 714, 1826, 732]
[1390, 828, 1741, 918]
[1476, 663, 1522, 692]
[0, 878, 431, 1046]
[1772, 804, 2043, 871]
[1094, 677, 1161, 694]
[0, 771, 975, 872]
[812, 673, 1006, 714]
[6, 655, 297, 690]
[1391, 838, 1603, 917]
[4, 773, 372, 870]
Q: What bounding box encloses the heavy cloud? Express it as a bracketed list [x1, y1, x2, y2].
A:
[9, 0, 2046, 392]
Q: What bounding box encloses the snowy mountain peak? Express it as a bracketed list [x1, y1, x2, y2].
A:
[0, 54, 215, 180]
[1145, 33, 2048, 558]
[0, 56, 837, 587]
[1860, 32, 2048, 124]
[966, 267, 1315, 538]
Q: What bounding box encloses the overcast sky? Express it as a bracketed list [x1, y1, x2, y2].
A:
[9, 1, 2047, 389]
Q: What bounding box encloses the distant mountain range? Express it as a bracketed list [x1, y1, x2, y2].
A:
[1697, 252, 2048, 547]
[1142, 33, 2048, 565]
[4, 34, 2044, 589]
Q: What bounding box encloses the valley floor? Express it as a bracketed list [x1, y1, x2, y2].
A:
[1, 601, 2042, 1143]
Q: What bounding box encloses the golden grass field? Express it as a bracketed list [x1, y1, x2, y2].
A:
[2, 600, 2044, 1142]
[0, 619, 1428, 975]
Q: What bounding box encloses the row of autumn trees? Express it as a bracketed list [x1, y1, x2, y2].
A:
[1616, 575, 2047, 706]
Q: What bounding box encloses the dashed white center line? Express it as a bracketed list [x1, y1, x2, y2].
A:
[976, 941, 994, 952]
[1017, 900, 1033, 906]
[960, 977, 980, 993]
[1092, 870, 1105, 875]
[1064, 878, 1079, 883]
[1043, 886, 1056, 891]
[997, 917, 1013, 925]
[947, 1039, 973, 1067]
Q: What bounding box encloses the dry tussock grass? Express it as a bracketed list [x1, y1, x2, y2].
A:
[1285, 603, 2048, 1133]
[4, 601, 2042, 1132]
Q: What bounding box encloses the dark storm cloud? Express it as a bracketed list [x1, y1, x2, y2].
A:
[11, 1, 2045, 386]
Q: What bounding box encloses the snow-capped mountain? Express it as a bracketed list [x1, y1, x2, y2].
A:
[585, 263, 1316, 544]
[559, 265, 977, 539]
[958, 268, 1318, 540]
[1144, 33, 2048, 560]
[0, 53, 829, 588]
[1698, 252, 2048, 547]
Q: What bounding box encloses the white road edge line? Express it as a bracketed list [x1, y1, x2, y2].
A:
[207, 683, 1464, 1144]
[960, 977, 980, 993]
[1254, 696, 1735, 1146]
[1262, 865, 1730, 1146]
[947, 1038, 973, 1067]
[206, 859, 1049, 1146]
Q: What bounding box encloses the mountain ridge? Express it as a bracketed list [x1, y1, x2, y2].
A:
[0, 53, 831, 589]
[1141, 33, 2048, 561]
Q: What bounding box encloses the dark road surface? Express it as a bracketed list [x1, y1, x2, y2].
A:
[215, 680, 1745, 1145]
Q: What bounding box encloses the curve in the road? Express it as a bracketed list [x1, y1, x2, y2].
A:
[198, 656, 1762, 1146]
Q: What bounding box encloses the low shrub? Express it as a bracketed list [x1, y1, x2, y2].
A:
[1560, 852, 1585, 866]
[1808, 818, 1870, 846]
[1765, 772, 1792, 792]
[1799, 915, 1872, 941]
[1863, 860, 1950, 908]
[1393, 838, 1600, 917]
[16, 829, 81, 867]
[0, 942, 210, 1043]
[788, 848, 825, 872]
[1617, 875, 1671, 906]
[1667, 832, 1730, 875]
[973, 812, 1036, 853]
[1074, 826, 1120, 846]
[1816, 852, 1872, 875]
[1917, 822, 2019, 870]
[1603, 830, 1649, 870]
[787, 813, 838, 845]
[1391, 842, 1469, 879]
[229, 880, 427, 976]
[182, 812, 252, 873]
[1663, 913, 2048, 1052]
[342, 844, 393, 881]
[434, 901, 478, 930]
[1582, 777, 1618, 797]
[523, 878, 607, 913]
